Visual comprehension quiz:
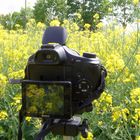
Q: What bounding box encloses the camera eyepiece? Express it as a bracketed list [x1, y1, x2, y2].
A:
[42, 26, 67, 45]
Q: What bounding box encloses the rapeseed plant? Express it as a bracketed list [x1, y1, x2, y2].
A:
[111, 107, 129, 122]
[130, 88, 140, 105]
[0, 74, 7, 97]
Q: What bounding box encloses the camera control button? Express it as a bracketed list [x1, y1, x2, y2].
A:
[83, 53, 96, 58]
[78, 80, 91, 93]
[76, 73, 81, 78]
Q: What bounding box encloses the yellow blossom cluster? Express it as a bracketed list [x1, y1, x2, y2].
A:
[75, 13, 82, 19]
[133, 0, 139, 5]
[37, 22, 46, 30]
[136, 136, 140, 140]
[11, 94, 22, 111]
[8, 69, 24, 79]
[130, 88, 140, 105]
[84, 23, 91, 30]
[122, 70, 136, 83]
[135, 54, 140, 64]
[133, 108, 140, 125]
[93, 13, 99, 20]
[93, 92, 112, 113]
[0, 74, 7, 97]
[50, 19, 60, 26]
[0, 111, 8, 120]
[111, 106, 129, 122]
[105, 53, 125, 74]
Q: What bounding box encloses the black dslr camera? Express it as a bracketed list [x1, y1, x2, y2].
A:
[22, 26, 107, 120]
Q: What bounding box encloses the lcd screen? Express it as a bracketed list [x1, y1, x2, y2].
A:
[23, 83, 64, 117]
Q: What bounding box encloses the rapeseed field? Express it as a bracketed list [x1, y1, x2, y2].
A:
[0, 19, 140, 140]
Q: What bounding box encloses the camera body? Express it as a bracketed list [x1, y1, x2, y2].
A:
[22, 27, 107, 119]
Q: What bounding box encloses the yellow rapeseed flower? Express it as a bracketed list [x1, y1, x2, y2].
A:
[84, 23, 91, 30]
[93, 13, 99, 19]
[26, 18, 36, 29]
[133, 108, 140, 123]
[8, 70, 24, 79]
[105, 53, 125, 73]
[130, 88, 140, 105]
[96, 22, 104, 29]
[135, 108, 140, 117]
[25, 117, 31, 122]
[135, 54, 140, 64]
[63, 19, 69, 25]
[136, 136, 140, 140]
[123, 73, 136, 83]
[29, 18, 36, 24]
[15, 24, 21, 29]
[112, 107, 129, 122]
[80, 132, 93, 140]
[75, 13, 82, 19]
[102, 92, 112, 104]
[108, 8, 112, 12]
[0, 74, 7, 97]
[133, 0, 139, 5]
[93, 92, 112, 113]
[135, 136, 140, 140]
[11, 94, 22, 111]
[98, 121, 103, 126]
[0, 111, 8, 120]
[0, 57, 3, 71]
[112, 108, 121, 122]
[72, 23, 79, 31]
[37, 22, 46, 30]
[50, 19, 60, 26]
[121, 108, 130, 121]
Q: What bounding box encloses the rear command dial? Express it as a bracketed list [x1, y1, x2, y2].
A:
[77, 79, 91, 93]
